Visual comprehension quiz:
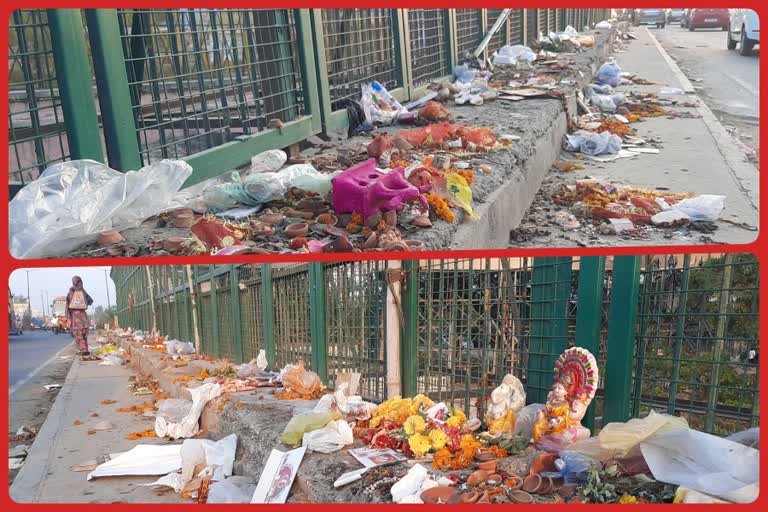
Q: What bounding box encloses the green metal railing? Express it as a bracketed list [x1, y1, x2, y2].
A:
[112, 253, 758, 434]
[9, 8, 611, 194]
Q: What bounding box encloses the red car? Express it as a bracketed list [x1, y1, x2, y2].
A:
[685, 8, 729, 31]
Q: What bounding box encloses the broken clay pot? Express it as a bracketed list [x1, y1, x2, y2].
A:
[296, 197, 329, 214]
[97, 230, 124, 245]
[530, 453, 559, 475]
[316, 214, 338, 226]
[404, 240, 426, 252]
[467, 469, 492, 486]
[476, 491, 492, 504]
[169, 208, 193, 218]
[283, 208, 315, 220]
[420, 486, 458, 504]
[505, 474, 524, 491]
[485, 473, 503, 486]
[476, 459, 498, 472]
[558, 483, 578, 499]
[362, 232, 379, 250]
[383, 209, 398, 227]
[475, 449, 496, 462]
[459, 492, 480, 504]
[258, 213, 286, 225]
[284, 223, 309, 239]
[250, 221, 276, 237]
[411, 216, 432, 228]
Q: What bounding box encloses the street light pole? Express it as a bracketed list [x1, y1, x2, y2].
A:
[104, 268, 112, 310]
[25, 270, 32, 322]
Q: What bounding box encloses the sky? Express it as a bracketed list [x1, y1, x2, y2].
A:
[9, 267, 115, 317]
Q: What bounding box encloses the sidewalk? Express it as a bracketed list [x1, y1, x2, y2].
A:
[514, 26, 759, 248]
[9, 356, 182, 503]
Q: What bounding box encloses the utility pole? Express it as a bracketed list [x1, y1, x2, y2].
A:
[41, 291, 45, 319]
[25, 270, 32, 324]
[103, 268, 112, 310]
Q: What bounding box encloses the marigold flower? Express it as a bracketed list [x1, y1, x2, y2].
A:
[408, 433, 431, 457]
[429, 428, 449, 450]
[404, 415, 426, 436]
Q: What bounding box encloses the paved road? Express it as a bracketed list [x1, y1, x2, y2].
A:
[654, 22, 759, 161]
[9, 330, 73, 389]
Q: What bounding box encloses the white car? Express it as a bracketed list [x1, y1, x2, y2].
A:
[728, 9, 759, 56]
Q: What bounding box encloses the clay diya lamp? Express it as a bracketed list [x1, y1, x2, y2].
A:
[361, 232, 379, 250]
[315, 213, 338, 226]
[476, 491, 492, 504]
[404, 240, 426, 252]
[509, 490, 534, 504]
[420, 486, 458, 504]
[522, 474, 543, 494]
[466, 469, 491, 486]
[258, 213, 285, 226]
[411, 215, 432, 228]
[162, 237, 186, 253]
[169, 207, 193, 218]
[505, 474, 524, 491]
[172, 213, 196, 228]
[97, 230, 124, 245]
[537, 476, 555, 495]
[476, 459, 498, 472]
[283, 223, 309, 239]
[459, 492, 480, 504]
[530, 453, 559, 475]
[251, 221, 276, 237]
[485, 474, 503, 486]
[296, 197, 329, 214]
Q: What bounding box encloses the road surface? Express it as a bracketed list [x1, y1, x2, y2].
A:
[654, 22, 760, 164]
[9, 330, 74, 390]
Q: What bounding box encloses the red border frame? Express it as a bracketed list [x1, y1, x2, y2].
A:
[2, 2, 765, 510]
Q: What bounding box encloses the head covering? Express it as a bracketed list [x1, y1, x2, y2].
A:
[72, 276, 83, 289]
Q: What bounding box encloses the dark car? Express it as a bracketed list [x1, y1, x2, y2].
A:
[30, 317, 46, 330]
[634, 9, 666, 28]
[685, 8, 729, 31]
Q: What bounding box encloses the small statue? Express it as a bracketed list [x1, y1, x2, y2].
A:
[485, 374, 526, 436]
[533, 347, 598, 453]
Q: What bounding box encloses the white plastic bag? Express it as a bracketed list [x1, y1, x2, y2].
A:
[391, 464, 428, 503]
[247, 150, 287, 175]
[725, 427, 759, 449]
[493, 45, 537, 66]
[667, 195, 726, 222]
[9, 159, 192, 259]
[514, 403, 545, 440]
[566, 130, 623, 156]
[87, 444, 183, 480]
[302, 419, 354, 453]
[641, 429, 759, 503]
[155, 383, 221, 439]
[256, 349, 268, 371]
[166, 339, 195, 355]
[98, 354, 126, 366]
[596, 20, 612, 29]
[155, 398, 193, 425]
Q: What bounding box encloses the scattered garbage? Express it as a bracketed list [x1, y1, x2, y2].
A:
[658, 87, 685, 95]
[302, 419, 354, 453]
[43, 384, 62, 390]
[493, 45, 537, 66]
[361, 81, 409, 126]
[207, 476, 257, 503]
[281, 412, 341, 447]
[566, 130, 623, 156]
[155, 383, 222, 439]
[9, 159, 192, 259]
[166, 339, 196, 355]
[98, 355, 126, 366]
[87, 444, 183, 480]
[595, 62, 622, 87]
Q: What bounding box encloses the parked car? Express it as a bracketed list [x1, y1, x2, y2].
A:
[30, 317, 46, 330]
[634, 9, 666, 28]
[728, 9, 760, 56]
[685, 8, 729, 31]
[666, 9, 685, 24]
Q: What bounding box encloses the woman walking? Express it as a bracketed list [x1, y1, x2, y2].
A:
[66, 276, 94, 355]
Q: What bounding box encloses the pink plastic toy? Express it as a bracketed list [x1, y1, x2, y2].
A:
[331, 159, 429, 219]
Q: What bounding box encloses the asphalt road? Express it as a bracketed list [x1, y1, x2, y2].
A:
[653, 22, 760, 161]
[9, 330, 73, 390]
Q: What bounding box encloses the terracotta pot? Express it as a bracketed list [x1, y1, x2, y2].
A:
[557, 483, 578, 499]
[362, 232, 379, 250]
[485, 473, 503, 486]
[522, 474, 542, 494]
[162, 237, 186, 253]
[169, 207, 193, 218]
[475, 449, 496, 462]
[251, 221, 276, 237]
[459, 492, 480, 504]
[96, 230, 124, 245]
[258, 213, 285, 225]
[404, 240, 426, 252]
[284, 223, 309, 239]
[530, 453, 559, 475]
[173, 213, 196, 228]
[509, 490, 534, 504]
[538, 476, 555, 495]
[105, 246, 124, 256]
[420, 486, 458, 504]
[505, 474, 524, 491]
[476, 459, 498, 472]
[467, 469, 491, 486]
[412, 215, 432, 228]
[383, 209, 398, 226]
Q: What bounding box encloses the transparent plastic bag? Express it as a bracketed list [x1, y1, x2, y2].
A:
[667, 195, 726, 222]
[155, 383, 221, 439]
[281, 360, 322, 395]
[566, 130, 623, 155]
[493, 45, 537, 66]
[155, 398, 193, 425]
[513, 403, 545, 440]
[725, 427, 759, 449]
[166, 339, 195, 355]
[541, 451, 602, 484]
[595, 62, 622, 87]
[302, 419, 354, 453]
[98, 354, 126, 366]
[280, 412, 340, 447]
[9, 159, 192, 259]
[207, 477, 256, 503]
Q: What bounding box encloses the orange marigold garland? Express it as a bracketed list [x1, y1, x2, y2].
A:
[425, 193, 456, 223]
[456, 169, 474, 186]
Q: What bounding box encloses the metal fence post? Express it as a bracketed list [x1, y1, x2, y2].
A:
[527, 257, 552, 403]
[47, 9, 104, 162]
[229, 265, 244, 363]
[295, 9, 322, 134]
[309, 262, 328, 383]
[574, 256, 606, 432]
[705, 253, 735, 431]
[603, 256, 642, 425]
[84, 9, 142, 171]
[261, 264, 276, 367]
[393, 9, 412, 97]
[208, 265, 220, 357]
[446, 10, 458, 70]
[308, 9, 334, 132]
[401, 259, 419, 397]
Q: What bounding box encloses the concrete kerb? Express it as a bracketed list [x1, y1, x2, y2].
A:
[120, 340, 384, 503]
[9, 356, 80, 503]
[645, 26, 760, 216]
